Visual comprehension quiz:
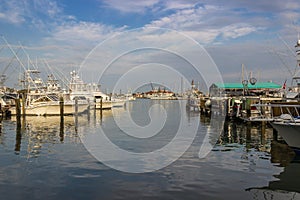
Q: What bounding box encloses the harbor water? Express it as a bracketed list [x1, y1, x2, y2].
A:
[0, 99, 299, 200]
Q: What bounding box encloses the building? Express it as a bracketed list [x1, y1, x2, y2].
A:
[209, 82, 282, 97]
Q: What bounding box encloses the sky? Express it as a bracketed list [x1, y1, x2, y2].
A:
[0, 0, 300, 93]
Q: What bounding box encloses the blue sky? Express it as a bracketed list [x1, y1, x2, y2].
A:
[0, 0, 300, 92]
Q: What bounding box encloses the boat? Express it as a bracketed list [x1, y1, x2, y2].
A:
[68, 71, 97, 106]
[10, 94, 88, 116]
[94, 91, 112, 109]
[285, 38, 300, 100]
[10, 70, 89, 116]
[271, 109, 300, 154]
[126, 93, 136, 101]
[186, 80, 205, 111]
[111, 97, 126, 107]
[269, 38, 300, 152]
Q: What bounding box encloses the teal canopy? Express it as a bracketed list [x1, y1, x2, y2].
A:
[212, 82, 281, 89]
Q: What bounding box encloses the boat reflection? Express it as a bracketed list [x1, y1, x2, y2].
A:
[6, 109, 117, 159]
[237, 123, 299, 199]
[210, 119, 275, 153]
[247, 155, 300, 199]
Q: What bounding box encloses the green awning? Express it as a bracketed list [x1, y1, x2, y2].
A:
[213, 82, 281, 89]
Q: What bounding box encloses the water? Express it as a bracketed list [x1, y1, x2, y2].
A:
[0, 99, 299, 200]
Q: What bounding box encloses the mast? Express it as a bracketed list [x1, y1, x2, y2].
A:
[296, 37, 300, 68]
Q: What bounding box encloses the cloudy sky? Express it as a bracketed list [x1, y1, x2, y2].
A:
[0, 0, 300, 92]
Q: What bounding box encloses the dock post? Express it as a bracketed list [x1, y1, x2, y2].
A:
[75, 97, 78, 115]
[15, 98, 21, 123]
[21, 93, 26, 117]
[0, 103, 2, 118]
[261, 121, 266, 145]
[246, 121, 251, 150]
[87, 99, 90, 122]
[273, 127, 278, 141]
[0, 109, 2, 133]
[60, 96, 64, 118]
[59, 96, 64, 142]
[100, 97, 103, 119]
[15, 122, 22, 154]
[15, 98, 22, 154]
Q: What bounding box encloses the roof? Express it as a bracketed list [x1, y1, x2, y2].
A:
[212, 82, 281, 89]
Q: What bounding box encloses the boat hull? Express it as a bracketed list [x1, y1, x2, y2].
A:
[10, 101, 89, 116]
[95, 101, 112, 109]
[271, 122, 300, 152]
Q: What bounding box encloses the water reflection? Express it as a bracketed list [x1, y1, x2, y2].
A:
[212, 120, 274, 153]
[0, 101, 299, 200]
[201, 116, 300, 199]
[247, 156, 300, 200]
[3, 112, 110, 158]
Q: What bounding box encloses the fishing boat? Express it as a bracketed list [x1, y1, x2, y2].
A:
[94, 91, 112, 109]
[10, 70, 89, 116]
[269, 38, 300, 153]
[10, 93, 88, 116]
[68, 70, 97, 106]
[271, 118, 300, 153]
[286, 38, 300, 100]
[111, 97, 126, 107]
[270, 103, 300, 154]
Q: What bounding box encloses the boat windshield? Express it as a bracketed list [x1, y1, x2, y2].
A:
[73, 96, 86, 100]
[48, 94, 59, 101]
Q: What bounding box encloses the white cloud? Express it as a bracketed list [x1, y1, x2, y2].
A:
[221, 24, 258, 39]
[145, 5, 260, 44]
[162, 1, 195, 10]
[50, 22, 119, 43]
[31, 0, 62, 18]
[0, 1, 26, 24]
[0, 0, 63, 30]
[101, 0, 160, 13]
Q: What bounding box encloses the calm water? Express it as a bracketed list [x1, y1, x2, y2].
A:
[0, 99, 299, 200]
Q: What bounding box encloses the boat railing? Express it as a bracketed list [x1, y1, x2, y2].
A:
[250, 103, 300, 122]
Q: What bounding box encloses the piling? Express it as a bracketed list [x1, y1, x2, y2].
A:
[15, 110, 22, 154]
[273, 127, 278, 141]
[100, 97, 103, 119]
[15, 125, 22, 153]
[75, 97, 78, 115]
[0, 109, 2, 133]
[59, 96, 64, 142]
[60, 96, 64, 118]
[87, 99, 90, 122]
[261, 121, 266, 145]
[246, 121, 251, 150]
[0, 103, 2, 117]
[15, 98, 21, 128]
[60, 118, 64, 142]
[21, 93, 26, 117]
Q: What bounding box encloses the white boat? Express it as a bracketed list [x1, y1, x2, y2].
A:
[126, 93, 136, 101]
[111, 97, 126, 107]
[286, 38, 300, 99]
[268, 38, 300, 153]
[68, 71, 97, 106]
[271, 113, 300, 153]
[10, 93, 88, 116]
[94, 91, 112, 109]
[10, 70, 89, 116]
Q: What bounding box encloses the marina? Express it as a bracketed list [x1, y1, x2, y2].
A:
[0, 99, 299, 199]
[0, 37, 300, 199]
[1, 1, 300, 199]
[0, 38, 299, 200]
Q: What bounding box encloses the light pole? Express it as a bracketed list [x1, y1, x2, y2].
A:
[242, 80, 248, 96]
